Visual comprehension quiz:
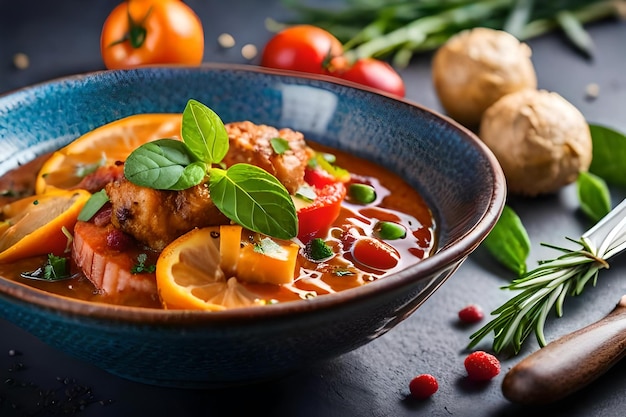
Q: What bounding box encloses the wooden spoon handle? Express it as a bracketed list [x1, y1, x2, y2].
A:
[502, 295, 626, 405]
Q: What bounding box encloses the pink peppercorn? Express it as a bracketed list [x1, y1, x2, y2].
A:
[464, 351, 501, 381]
[458, 304, 484, 323]
[409, 374, 439, 399]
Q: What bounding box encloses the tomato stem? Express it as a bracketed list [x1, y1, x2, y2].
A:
[108, 6, 153, 49]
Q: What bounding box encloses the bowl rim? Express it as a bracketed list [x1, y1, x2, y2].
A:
[0, 63, 507, 325]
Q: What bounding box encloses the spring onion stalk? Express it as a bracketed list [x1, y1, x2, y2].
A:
[281, 0, 626, 66]
[469, 198, 626, 354]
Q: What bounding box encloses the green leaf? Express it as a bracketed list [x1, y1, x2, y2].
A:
[270, 137, 291, 155]
[482, 205, 530, 276]
[589, 124, 626, 186]
[209, 164, 298, 239]
[77, 189, 110, 221]
[124, 139, 205, 190]
[577, 171, 611, 223]
[182, 99, 229, 164]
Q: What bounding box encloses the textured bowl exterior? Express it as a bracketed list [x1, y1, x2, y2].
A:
[0, 64, 505, 387]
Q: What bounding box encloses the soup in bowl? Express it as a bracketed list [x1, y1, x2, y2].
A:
[0, 65, 505, 387]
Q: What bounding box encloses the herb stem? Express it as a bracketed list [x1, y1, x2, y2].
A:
[282, 0, 626, 67]
[470, 198, 626, 355]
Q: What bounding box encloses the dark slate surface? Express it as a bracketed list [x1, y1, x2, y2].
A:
[2, 1, 626, 416]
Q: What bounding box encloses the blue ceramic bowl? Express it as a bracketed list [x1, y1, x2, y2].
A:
[0, 64, 505, 388]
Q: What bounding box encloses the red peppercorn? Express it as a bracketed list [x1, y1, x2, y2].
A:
[409, 374, 438, 399]
[464, 351, 501, 381]
[458, 304, 484, 323]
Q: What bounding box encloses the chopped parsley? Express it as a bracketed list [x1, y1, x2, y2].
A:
[131, 253, 156, 274]
[20, 254, 71, 281]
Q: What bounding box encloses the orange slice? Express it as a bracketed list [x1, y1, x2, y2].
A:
[156, 226, 266, 311]
[35, 113, 182, 194]
[0, 189, 91, 263]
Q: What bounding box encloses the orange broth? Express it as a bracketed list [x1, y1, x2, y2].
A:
[0, 140, 436, 309]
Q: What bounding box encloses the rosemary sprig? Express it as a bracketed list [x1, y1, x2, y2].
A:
[469, 198, 626, 354]
[280, 0, 626, 67]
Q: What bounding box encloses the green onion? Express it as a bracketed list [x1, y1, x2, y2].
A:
[280, 0, 623, 67]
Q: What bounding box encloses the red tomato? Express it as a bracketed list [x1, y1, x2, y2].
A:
[352, 237, 400, 270]
[100, 0, 204, 70]
[297, 182, 346, 242]
[304, 167, 338, 189]
[261, 25, 346, 74]
[338, 58, 406, 97]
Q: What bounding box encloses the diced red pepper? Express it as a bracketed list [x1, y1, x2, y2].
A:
[304, 166, 339, 189]
[297, 181, 346, 243]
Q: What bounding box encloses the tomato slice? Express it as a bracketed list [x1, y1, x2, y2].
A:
[297, 182, 346, 243]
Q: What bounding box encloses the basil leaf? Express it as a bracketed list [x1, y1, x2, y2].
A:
[77, 189, 109, 221]
[125, 139, 205, 190]
[209, 164, 298, 239]
[577, 171, 611, 223]
[182, 99, 229, 164]
[589, 124, 626, 186]
[482, 205, 530, 276]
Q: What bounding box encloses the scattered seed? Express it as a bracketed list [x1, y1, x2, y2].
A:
[241, 44, 258, 60]
[217, 32, 236, 48]
[12, 53, 29, 70]
[585, 82, 600, 100]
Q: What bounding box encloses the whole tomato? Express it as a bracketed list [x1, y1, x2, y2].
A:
[100, 0, 204, 70]
[261, 25, 346, 74]
[338, 58, 406, 97]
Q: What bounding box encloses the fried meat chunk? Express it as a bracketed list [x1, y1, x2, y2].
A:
[223, 121, 314, 194]
[106, 178, 229, 251]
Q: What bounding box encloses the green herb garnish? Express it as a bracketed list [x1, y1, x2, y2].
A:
[124, 99, 298, 240]
[253, 237, 293, 261]
[270, 137, 291, 155]
[20, 254, 71, 281]
[131, 253, 156, 274]
[306, 238, 334, 261]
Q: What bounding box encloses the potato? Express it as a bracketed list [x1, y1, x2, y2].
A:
[479, 89, 592, 196]
[432, 27, 537, 128]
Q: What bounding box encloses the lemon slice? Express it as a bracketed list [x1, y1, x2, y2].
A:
[156, 227, 265, 310]
[0, 189, 91, 262]
[36, 113, 182, 193]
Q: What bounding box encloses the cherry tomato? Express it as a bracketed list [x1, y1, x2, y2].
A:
[352, 237, 400, 270]
[338, 58, 406, 97]
[297, 182, 346, 242]
[100, 0, 204, 70]
[261, 25, 346, 74]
